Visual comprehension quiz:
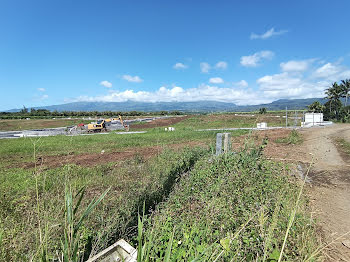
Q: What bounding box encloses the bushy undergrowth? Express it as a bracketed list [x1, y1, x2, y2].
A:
[0, 147, 208, 261]
[139, 147, 320, 261]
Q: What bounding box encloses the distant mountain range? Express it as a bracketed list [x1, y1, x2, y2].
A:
[6, 98, 325, 112]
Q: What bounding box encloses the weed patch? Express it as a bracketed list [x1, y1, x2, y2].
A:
[275, 129, 303, 145]
[0, 147, 207, 261]
[139, 147, 320, 261]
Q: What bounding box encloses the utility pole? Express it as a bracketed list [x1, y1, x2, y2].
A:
[285, 107, 288, 128]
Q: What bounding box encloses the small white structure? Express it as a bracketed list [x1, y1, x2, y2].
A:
[86, 239, 137, 262]
[165, 127, 175, 131]
[257, 122, 267, 129]
[301, 113, 326, 127]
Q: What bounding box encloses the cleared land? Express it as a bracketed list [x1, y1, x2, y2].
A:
[0, 118, 92, 131]
[0, 113, 324, 261]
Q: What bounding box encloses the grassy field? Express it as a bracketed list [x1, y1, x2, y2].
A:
[0, 128, 248, 168]
[0, 114, 320, 261]
[128, 113, 301, 131]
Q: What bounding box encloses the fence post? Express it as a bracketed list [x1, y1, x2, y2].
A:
[223, 133, 231, 153]
[216, 133, 223, 155]
[216, 133, 231, 155]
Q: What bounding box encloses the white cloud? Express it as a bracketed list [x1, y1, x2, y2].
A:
[37, 88, 46, 92]
[100, 80, 113, 88]
[215, 61, 228, 70]
[250, 28, 288, 40]
[122, 75, 143, 83]
[200, 61, 228, 73]
[173, 63, 188, 69]
[40, 94, 49, 100]
[209, 77, 224, 84]
[75, 84, 264, 105]
[312, 62, 350, 81]
[236, 80, 248, 88]
[257, 72, 325, 100]
[200, 62, 210, 73]
[71, 59, 350, 106]
[240, 50, 274, 67]
[280, 59, 314, 72]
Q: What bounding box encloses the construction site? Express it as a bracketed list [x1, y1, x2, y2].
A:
[2, 110, 350, 261]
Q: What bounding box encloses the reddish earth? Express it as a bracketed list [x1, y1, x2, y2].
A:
[129, 116, 189, 129]
[230, 128, 307, 161]
[22, 141, 207, 169]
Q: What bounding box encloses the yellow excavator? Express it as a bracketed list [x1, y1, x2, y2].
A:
[87, 115, 129, 133]
[116, 115, 129, 131]
[87, 119, 107, 133]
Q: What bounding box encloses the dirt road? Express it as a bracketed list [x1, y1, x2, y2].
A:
[299, 124, 350, 261]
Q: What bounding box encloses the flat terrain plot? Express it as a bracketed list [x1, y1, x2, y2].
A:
[0, 118, 91, 131]
[0, 114, 321, 261]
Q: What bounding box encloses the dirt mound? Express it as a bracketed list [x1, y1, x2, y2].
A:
[130, 116, 189, 129]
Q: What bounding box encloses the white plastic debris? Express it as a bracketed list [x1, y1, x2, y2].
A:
[86, 239, 137, 262]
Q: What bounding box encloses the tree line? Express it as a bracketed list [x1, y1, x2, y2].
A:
[0, 108, 185, 119]
[308, 79, 350, 122]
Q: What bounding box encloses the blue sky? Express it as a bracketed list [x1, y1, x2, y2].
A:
[1, 0, 350, 110]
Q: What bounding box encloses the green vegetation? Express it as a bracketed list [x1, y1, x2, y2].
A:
[0, 108, 184, 119]
[174, 114, 289, 129]
[336, 138, 350, 155]
[259, 107, 267, 114]
[0, 114, 320, 261]
[137, 145, 319, 261]
[0, 128, 247, 167]
[310, 79, 350, 122]
[275, 130, 303, 145]
[307, 101, 324, 113]
[0, 147, 208, 261]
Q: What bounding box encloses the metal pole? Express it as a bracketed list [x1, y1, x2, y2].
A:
[285, 107, 288, 128]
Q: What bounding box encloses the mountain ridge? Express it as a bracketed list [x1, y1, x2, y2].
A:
[6, 98, 324, 112]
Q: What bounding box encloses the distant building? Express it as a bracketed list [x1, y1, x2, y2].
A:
[301, 113, 331, 127]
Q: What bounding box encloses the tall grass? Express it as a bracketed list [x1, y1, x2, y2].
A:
[0, 145, 207, 261]
[135, 144, 321, 261]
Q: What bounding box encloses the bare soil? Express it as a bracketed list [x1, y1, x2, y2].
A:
[0, 119, 90, 131]
[129, 116, 189, 129]
[20, 141, 206, 169]
[299, 124, 350, 261]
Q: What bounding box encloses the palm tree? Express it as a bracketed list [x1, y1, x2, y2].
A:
[341, 79, 350, 106]
[325, 82, 343, 118]
[308, 101, 324, 113]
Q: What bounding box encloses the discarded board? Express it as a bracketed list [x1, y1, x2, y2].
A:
[86, 239, 137, 262]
